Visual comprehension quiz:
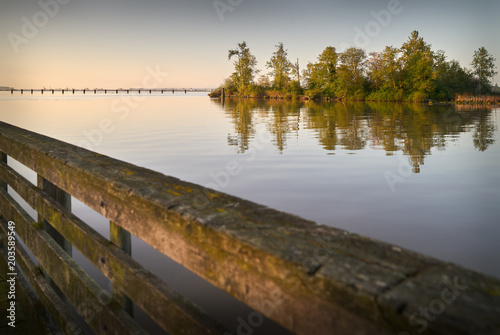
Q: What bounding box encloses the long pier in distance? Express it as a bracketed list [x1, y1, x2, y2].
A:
[6, 88, 214, 95]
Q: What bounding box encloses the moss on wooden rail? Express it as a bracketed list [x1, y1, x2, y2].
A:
[0, 160, 227, 335]
[0, 216, 84, 335]
[0, 188, 146, 335]
[1, 121, 500, 335]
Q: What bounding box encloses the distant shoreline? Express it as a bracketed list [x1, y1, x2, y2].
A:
[2, 88, 214, 92]
[210, 91, 500, 105]
[211, 93, 500, 105]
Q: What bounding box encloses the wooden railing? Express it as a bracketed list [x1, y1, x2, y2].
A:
[0, 121, 499, 335]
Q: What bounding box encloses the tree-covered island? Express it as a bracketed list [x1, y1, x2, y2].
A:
[212, 31, 498, 103]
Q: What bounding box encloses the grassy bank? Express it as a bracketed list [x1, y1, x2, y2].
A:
[210, 88, 499, 105]
[454, 94, 500, 104]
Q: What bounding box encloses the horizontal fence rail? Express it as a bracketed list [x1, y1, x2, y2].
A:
[0, 121, 499, 335]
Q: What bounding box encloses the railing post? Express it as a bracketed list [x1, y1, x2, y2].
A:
[37, 176, 72, 256]
[110, 221, 133, 316]
[1, 152, 7, 191]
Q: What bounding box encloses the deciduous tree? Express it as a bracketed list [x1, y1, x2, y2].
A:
[399, 30, 435, 101]
[266, 42, 292, 91]
[336, 47, 367, 99]
[307, 47, 338, 97]
[471, 47, 498, 94]
[228, 41, 258, 94]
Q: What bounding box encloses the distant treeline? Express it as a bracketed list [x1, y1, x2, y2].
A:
[213, 31, 499, 102]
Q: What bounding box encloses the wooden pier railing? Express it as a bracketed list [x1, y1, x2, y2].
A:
[0, 121, 499, 335]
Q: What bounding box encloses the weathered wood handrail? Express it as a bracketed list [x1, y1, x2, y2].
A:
[0, 121, 499, 335]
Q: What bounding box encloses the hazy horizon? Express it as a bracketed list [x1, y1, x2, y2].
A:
[1, 0, 499, 88]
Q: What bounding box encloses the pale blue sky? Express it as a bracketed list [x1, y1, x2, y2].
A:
[1, 0, 498, 88]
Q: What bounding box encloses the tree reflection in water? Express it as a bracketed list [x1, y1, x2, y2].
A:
[216, 98, 496, 173]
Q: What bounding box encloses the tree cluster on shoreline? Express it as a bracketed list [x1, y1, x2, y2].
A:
[212, 31, 498, 102]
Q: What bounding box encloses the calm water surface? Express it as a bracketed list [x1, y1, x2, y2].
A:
[1, 91, 499, 332]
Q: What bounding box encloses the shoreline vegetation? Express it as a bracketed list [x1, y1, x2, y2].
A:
[211, 92, 500, 105]
[211, 31, 499, 104]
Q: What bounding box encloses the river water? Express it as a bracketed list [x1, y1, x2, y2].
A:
[0, 91, 499, 333]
